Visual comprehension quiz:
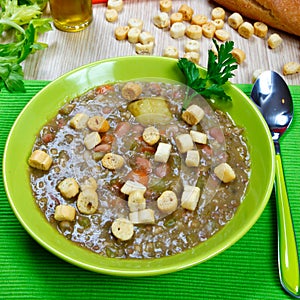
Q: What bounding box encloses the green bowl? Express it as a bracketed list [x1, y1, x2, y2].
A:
[3, 56, 275, 276]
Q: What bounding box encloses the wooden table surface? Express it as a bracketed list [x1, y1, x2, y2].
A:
[23, 0, 300, 85]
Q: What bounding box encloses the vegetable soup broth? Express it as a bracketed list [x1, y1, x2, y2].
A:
[29, 81, 250, 259]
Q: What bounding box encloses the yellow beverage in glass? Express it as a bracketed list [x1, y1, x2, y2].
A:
[49, 0, 93, 32]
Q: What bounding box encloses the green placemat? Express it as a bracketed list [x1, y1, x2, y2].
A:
[1, 81, 299, 300]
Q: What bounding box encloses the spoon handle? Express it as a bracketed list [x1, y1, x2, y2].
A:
[275, 153, 300, 297]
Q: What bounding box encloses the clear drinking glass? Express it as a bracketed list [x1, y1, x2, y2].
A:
[49, 0, 93, 32]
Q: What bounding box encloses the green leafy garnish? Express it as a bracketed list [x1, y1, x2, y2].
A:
[0, 0, 52, 93]
[178, 39, 238, 109]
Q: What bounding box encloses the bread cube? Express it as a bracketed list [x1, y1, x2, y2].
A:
[175, 133, 194, 153]
[128, 190, 146, 212]
[153, 12, 170, 29]
[182, 104, 205, 125]
[107, 0, 123, 12]
[128, 18, 143, 30]
[139, 31, 155, 45]
[170, 12, 183, 25]
[77, 189, 98, 214]
[128, 211, 139, 224]
[69, 113, 89, 129]
[268, 33, 283, 49]
[183, 51, 200, 64]
[159, 0, 172, 13]
[84, 132, 101, 150]
[154, 142, 172, 163]
[181, 185, 200, 211]
[128, 27, 141, 43]
[212, 19, 224, 29]
[202, 22, 216, 38]
[111, 218, 134, 241]
[157, 190, 178, 214]
[252, 69, 264, 83]
[191, 14, 208, 26]
[190, 130, 207, 144]
[214, 163, 236, 183]
[121, 82, 142, 101]
[87, 116, 110, 133]
[105, 8, 118, 23]
[170, 22, 186, 39]
[184, 40, 200, 53]
[163, 46, 179, 59]
[185, 150, 200, 167]
[178, 4, 194, 21]
[254, 22, 268, 38]
[135, 42, 154, 54]
[101, 153, 124, 170]
[28, 150, 52, 171]
[283, 62, 300, 75]
[129, 209, 155, 224]
[58, 177, 80, 199]
[231, 48, 246, 64]
[54, 204, 76, 221]
[142, 126, 160, 145]
[211, 7, 225, 20]
[115, 26, 129, 40]
[185, 25, 202, 39]
[121, 180, 147, 195]
[238, 22, 254, 39]
[228, 12, 243, 30]
[215, 29, 230, 42]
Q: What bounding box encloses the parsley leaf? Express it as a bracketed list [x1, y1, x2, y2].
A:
[0, 62, 25, 92]
[0, 0, 42, 33]
[178, 39, 238, 109]
[0, 0, 52, 93]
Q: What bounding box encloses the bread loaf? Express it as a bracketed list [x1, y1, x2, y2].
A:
[212, 0, 300, 36]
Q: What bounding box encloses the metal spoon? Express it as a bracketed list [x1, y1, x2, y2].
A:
[251, 70, 300, 298]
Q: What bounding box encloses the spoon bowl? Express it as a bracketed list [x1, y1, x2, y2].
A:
[251, 71, 299, 298]
[251, 70, 293, 144]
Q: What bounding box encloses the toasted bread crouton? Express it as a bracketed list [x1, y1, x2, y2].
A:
[102, 153, 124, 170]
[111, 218, 134, 241]
[58, 178, 80, 199]
[214, 163, 236, 183]
[181, 185, 200, 211]
[182, 104, 204, 125]
[121, 180, 147, 195]
[129, 209, 155, 224]
[77, 189, 98, 214]
[54, 204, 76, 221]
[157, 190, 178, 214]
[28, 150, 52, 171]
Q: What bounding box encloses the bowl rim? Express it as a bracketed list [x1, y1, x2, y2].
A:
[3, 56, 276, 276]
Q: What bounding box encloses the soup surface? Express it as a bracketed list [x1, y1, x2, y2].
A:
[29, 80, 250, 259]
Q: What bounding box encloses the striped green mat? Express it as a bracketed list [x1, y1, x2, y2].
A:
[1, 81, 299, 300]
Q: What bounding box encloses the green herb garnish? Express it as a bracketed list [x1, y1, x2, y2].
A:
[178, 39, 238, 109]
[0, 0, 52, 93]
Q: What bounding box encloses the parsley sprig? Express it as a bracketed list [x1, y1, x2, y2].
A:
[178, 39, 238, 109]
[0, 0, 52, 93]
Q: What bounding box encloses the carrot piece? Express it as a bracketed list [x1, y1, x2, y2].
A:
[126, 170, 149, 186]
[101, 133, 115, 144]
[141, 145, 156, 154]
[95, 84, 113, 94]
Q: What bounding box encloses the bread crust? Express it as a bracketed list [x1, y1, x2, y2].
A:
[212, 0, 300, 36]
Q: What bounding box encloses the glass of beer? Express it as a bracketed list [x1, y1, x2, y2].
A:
[49, 0, 93, 32]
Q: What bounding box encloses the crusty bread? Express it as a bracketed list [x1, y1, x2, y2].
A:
[212, 0, 300, 36]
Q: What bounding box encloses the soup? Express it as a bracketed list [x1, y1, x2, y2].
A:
[28, 80, 250, 259]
